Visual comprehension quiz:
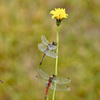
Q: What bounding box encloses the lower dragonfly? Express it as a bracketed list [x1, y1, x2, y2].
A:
[36, 68, 71, 100]
[38, 35, 57, 65]
[0, 80, 4, 84]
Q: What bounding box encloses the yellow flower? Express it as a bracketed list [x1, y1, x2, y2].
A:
[50, 8, 68, 20]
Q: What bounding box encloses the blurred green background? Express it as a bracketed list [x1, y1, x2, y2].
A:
[0, 0, 100, 100]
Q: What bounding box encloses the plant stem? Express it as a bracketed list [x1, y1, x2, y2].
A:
[55, 25, 59, 75]
[47, 96, 48, 100]
[52, 26, 59, 100]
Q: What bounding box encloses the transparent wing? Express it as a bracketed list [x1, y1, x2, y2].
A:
[48, 44, 57, 50]
[38, 43, 47, 52]
[36, 76, 70, 91]
[38, 68, 49, 80]
[46, 50, 57, 58]
[41, 35, 49, 46]
[52, 77, 71, 84]
[36, 75, 48, 86]
[49, 82, 70, 91]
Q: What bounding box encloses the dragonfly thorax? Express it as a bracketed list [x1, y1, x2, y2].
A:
[48, 76, 53, 83]
[48, 44, 54, 49]
[48, 74, 56, 83]
[47, 41, 57, 50]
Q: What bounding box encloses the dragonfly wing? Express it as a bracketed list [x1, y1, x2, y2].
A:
[41, 35, 49, 46]
[36, 75, 47, 86]
[46, 50, 57, 58]
[49, 83, 70, 91]
[48, 45, 57, 50]
[38, 43, 47, 52]
[38, 68, 49, 80]
[52, 77, 71, 84]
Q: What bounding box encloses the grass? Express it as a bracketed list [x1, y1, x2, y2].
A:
[0, 0, 100, 100]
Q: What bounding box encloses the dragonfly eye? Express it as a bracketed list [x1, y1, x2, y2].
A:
[68, 78, 70, 79]
[53, 74, 56, 77]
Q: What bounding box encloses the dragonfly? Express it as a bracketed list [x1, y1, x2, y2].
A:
[36, 68, 71, 100]
[0, 80, 4, 84]
[38, 35, 57, 65]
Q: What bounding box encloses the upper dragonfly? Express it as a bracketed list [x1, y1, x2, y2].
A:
[36, 68, 71, 100]
[38, 35, 57, 65]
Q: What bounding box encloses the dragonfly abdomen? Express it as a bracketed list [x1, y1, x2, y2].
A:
[40, 53, 46, 65]
[44, 82, 50, 100]
[0, 80, 4, 84]
[40, 48, 49, 65]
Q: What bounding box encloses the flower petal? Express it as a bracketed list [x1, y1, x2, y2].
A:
[50, 8, 68, 20]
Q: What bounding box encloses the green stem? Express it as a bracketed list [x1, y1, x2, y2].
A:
[55, 26, 59, 75]
[52, 26, 59, 100]
[47, 96, 48, 100]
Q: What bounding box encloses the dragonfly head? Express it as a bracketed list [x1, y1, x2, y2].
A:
[52, 74, 56, 78]
[52, 41, 57, 45]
